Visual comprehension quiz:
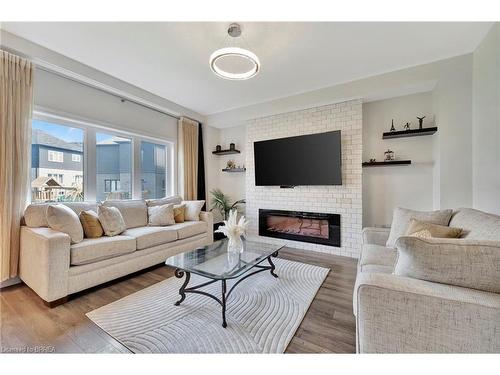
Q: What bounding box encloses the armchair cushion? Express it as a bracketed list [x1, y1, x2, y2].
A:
[395, 236, 500, 293]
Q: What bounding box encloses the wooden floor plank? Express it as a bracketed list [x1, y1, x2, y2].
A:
[0, 247, 358, 353]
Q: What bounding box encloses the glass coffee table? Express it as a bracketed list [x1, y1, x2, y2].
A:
[165, 238, 284, 328]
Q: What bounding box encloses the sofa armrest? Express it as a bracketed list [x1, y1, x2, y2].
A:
[199, 211, 214, 244]
[355, 272, 500, 353]
[19, 226, 71, 302]
[362, 227, 390, 246]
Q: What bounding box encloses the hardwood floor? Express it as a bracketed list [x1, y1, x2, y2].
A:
[0, 248, 358, 353]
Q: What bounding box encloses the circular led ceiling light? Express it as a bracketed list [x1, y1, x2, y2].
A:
[209, 24, 260, 80]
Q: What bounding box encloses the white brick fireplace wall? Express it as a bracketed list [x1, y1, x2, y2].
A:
[245, 99, 363, 258]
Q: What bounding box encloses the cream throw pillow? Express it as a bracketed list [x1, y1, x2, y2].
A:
[386, 207, 453, 248]
[405, 218, 462, 239]
[46, 204, 84, 244]
[182, 200, 205, 221]
[98, 205, 126, 236]
[148, 203, 175, 226]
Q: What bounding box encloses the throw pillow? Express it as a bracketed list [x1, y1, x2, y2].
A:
[406, 218, 462, 239]
[46, 204, 84, 244]
[98, 205, 126, 236]
[79, 210, 104, 238]
[182, 200, 205, 221]
[394, 236, 500, 293]
[386, 207, 453, 248]
[174, 204, 186, 223]
[148, 203, 175, 226]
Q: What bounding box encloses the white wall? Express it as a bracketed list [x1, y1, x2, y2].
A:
[472, 23, 500, 215]
[362, 92, 435, 226]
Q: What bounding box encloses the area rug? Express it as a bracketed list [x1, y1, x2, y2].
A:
[86, 257, 329, 353]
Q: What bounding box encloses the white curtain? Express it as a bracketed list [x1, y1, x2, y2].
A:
[0, 50, 34, 281]
[177, 117, 199, 200]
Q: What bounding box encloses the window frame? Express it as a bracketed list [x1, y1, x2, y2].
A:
[32, 110, 176, 203]
[72, 154, 81, 162]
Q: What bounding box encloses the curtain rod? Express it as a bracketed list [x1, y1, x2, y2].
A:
[1, 45, 200, 123]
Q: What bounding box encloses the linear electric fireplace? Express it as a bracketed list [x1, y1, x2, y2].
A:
[259, 209, 340, 247]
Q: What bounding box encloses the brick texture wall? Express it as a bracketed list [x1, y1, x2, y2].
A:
[245, 99, 363, 258]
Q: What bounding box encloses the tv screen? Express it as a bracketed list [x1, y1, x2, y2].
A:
[254, 130, 342, 186]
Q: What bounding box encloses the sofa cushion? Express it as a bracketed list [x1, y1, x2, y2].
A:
[394, 236, 500, 293]
[103, 200, 148, 229]
[359, 264, 394, 274]
[449, 208, 500, 241]
[70, 235, 136, 265]
[170, 221, 207, 240]
[146, 195, 182, 207]
[24, 202, 97, 228]
[148, 204, 175, 226]
[359, 244, 397, 273]
[46, 204, 84, 244]
[174, 204, 186, 223]
[386, 207, 453, 248]
[123, 226, 178, 250]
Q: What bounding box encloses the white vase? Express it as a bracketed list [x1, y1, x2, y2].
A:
[228, 235, 244, 253]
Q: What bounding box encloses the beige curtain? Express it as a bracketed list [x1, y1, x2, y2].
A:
[0, 50, 34, 281]
[178, 117, 199, 200]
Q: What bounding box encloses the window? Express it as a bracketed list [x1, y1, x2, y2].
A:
[141, 141, 167, 199]
[31, 120, 84, 203]
[104, 179, 121, 192]
[32, 114, 174, 203]
[48, 150, 64, 163]
[96, 132, 132, 201]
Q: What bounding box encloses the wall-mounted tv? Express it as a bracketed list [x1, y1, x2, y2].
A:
[254, 130, 342, 186]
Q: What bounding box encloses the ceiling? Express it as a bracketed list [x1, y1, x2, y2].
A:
[1, 22, 493, 115]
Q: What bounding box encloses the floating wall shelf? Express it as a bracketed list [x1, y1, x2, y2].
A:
[362, 160, 412, 167]
[212, 149, 241, 155]
[222, 168, 246, 173]
[382, 127, 438, 139]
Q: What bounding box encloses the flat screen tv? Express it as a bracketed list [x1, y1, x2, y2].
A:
[254, 130, 342, 186]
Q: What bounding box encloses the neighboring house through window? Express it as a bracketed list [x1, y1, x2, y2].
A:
[72, 154, 81, 162]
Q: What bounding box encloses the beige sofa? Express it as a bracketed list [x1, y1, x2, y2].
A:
[355, 208, 500, 353]
[19, 197, 213, 306]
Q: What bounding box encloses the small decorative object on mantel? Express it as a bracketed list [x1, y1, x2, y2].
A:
[369, 158, 376, 163]
[215, 209, 249, 253]
[403, 122, 411, 131]
[417, 116, 426, 130]
[229, 143, 236, 151]
[384, 149, 395, 161]
[226, 159, 236, 169]
[216, 145, 222, 152]
[390, 119, 395, 132]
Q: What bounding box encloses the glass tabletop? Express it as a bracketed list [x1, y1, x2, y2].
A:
[165, 238, 284, 280]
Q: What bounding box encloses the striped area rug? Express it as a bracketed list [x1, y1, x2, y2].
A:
[86, 257, 329, 353]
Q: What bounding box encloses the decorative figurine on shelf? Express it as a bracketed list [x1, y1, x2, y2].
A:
[216, 145, 222, 152]
[384, 149, 395, 161]
[369, 158, 376, 163]
[390, 119, 395, 132]
[417, 116, 426, 129]
[403, 122, 411, 131]
[226, 160, 236, 169]
[229, 143, 236, 151]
